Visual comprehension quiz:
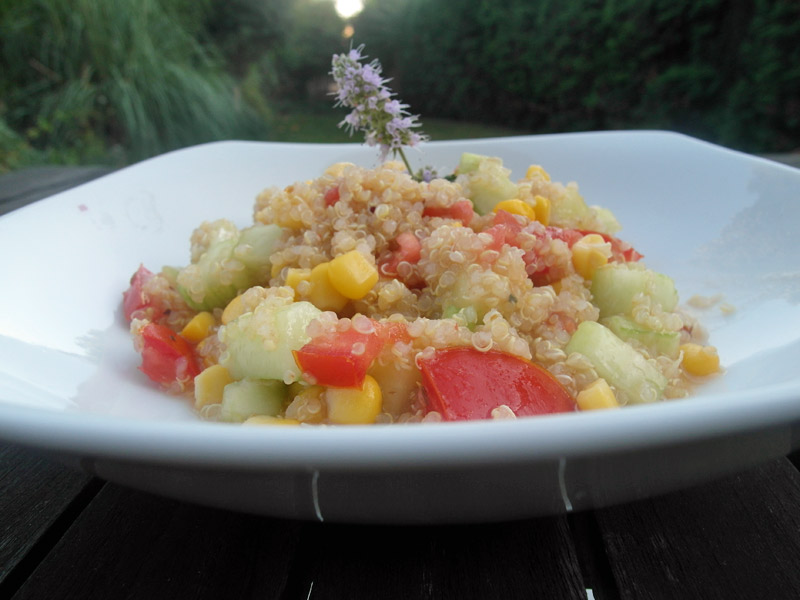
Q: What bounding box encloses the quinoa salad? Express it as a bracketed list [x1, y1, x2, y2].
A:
[122, 152, 721, 426]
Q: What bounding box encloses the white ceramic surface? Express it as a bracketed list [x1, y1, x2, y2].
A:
[1, 132, 799, 523]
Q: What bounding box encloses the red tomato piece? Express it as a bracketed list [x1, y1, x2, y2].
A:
[422, 200, 474, 226]
[139, 323, 201, 386]
[374, 320, 411, 345]
[378, 232, 424, 288]
[419, 347, 576, 421]
[324, 186, 340, 206]
[123, 264, 166, 322]
[544, 227, 643, 262]
[544, 226, 585, 247]
[294, 324, 386, 388]
[484, 210, 525, 251]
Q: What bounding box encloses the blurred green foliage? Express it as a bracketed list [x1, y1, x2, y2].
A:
[0, 0, 287, 171]
[354, 0, 799, 153]
[1, 0, 797, 173]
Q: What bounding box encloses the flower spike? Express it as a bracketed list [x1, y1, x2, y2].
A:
[331, 44, 428, 173]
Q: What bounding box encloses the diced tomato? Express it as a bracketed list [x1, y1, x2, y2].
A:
[294, 323, 384, 388]
[294, 319, 410, 388]
[374, 320, 411, 345]
[123, 264, 164, 322]
[419, 347, 576, 421]
[484, 210, 525, 251]
[378, 231, 424, 288]
[138, 323, 201, 386]
[545, 226, 585, 247]
[542, 227, 643, 262]
[422, 200, 474, 226]
[324, 186, 340, 206]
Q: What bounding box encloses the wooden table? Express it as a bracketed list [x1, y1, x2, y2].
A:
[2, 162, 800, 599]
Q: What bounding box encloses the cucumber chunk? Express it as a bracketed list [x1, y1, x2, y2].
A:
[236, 224, 283, 271]
[220, 300, 321, 381]
[565, 321, 667, 405]
[457, 153, 518, 215]
[458, 152, 484, 175]
[221, 378, 288, 422]
[550, 185, 592, 225]
[177, 223, 284, 311]
[590, 263, 678, 318]
[601, 315, 680, 358]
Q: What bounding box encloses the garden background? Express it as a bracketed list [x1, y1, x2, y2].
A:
[1, 0, 797, 172]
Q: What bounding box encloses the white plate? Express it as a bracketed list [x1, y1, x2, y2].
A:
[1, 132, 799, 523]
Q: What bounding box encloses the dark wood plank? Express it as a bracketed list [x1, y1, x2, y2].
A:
[289, 518, 586, 599]
[595, 457, 800, 600]
[0, 444, 99, 588]
[568, 511, 620, 600]
[12, 483, 304, 600]
[0, 166, 112, 216]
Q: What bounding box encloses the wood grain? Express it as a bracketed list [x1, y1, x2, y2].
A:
[11, 482, 304, 600]
[595, 457, 800, 600]
[0, 445, 98, 589]
[290, 518, 586, 599]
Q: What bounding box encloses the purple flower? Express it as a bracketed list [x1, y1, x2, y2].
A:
[331, 44, 428, 163]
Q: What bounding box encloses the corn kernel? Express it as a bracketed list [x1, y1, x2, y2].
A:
[326, 375, 382, 425]
[327, 250, 379, 300]
[680, 343, 720, 376]
[285, 268, 312, 299]
[243, 415, 301, 426]
[181, 311, 216, 343]
[571, 233, 611, 279]
[308, 262, 349, 311]
[221, 295, 245, 324]
[526, 164, 551, 181]
[533, 195, 551, 226]
[194, 364, 234, 409]
[493, 198, 536, 221]
[576, 378, 619, 410]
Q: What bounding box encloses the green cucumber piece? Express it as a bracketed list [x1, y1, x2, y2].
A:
[601, 315, 680, 358]
[458, 153, 518, 215]
[177, 224, 284, 311]
[220, 300, 321, 381]
[177, 238, 245, 310]
[590, 206, 622, 235]
[221, 378, 288, 422]
[565, 321, 667, 405]
[458, 152, 484, 174]
[441, 304, 478, 329]
[236, 224, 283, 271]
[550, 186, 592, 225]
[590, 263, 678, 318]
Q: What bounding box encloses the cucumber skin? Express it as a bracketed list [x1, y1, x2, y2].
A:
[590, 264, 678, 318]
[565, 321, 667, 405]
[221, 378, 288, 422]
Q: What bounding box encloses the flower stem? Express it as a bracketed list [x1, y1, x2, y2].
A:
[396, 148, 414, 176]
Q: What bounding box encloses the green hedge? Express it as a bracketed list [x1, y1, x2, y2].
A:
[354, 0, 799, 153]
